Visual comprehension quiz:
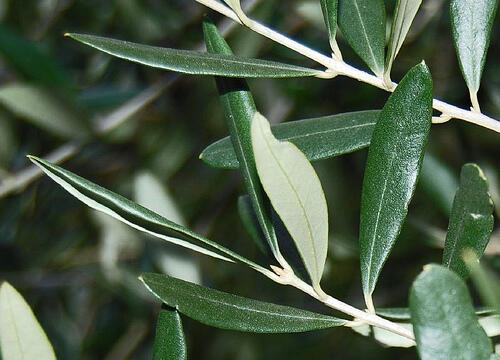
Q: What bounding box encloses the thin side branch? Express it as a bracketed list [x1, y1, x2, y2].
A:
[196, 0, 500, 133]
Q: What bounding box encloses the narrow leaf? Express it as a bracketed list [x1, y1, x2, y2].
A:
[252, 112, 329, 290]
[0, 282, 57, 360]
[200, 110, 379, 169]
[320, 0, 341, 54]
[385, 0, 422, 76]
[443, 163, 494, 278]
[410, 264, 492, 360]
[0, 24, 70, 88]
[28, 156, 265, 272]
[141, 273, 345, 333]
[359, 63, 432, 301]
[66, 33, 319, 79]
[450, 0, 499, 93]
[464, 250, 500, 313]
[153, 306, 187, 360]
[338, 0, 386, 76]
[203, 21, 280, 259]
[0, 84, 90, 139]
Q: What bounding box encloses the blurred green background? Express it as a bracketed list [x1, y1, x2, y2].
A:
[0, 0, 498, 358]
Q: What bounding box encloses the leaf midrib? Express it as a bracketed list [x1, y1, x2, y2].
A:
[352, 0, 381, 74]
[258, 120, 321, 281]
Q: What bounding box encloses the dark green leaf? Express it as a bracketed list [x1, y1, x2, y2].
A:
[66, 33, 319, 79]
[141, 273, 346, 333]
[320, 0, 340, 52]
[203, 21, 280, 258]
[338, 0, 386, 76]
[410, 264, 492, 360]
[200, 110, 379, 169]
[153, 306, 187, 360]
[450, 0, 499, 93]
[443, 163, 494, 278]
[359, 63, 433, 304]
[0, 24, 71, 88]
[28, 156, 265, 272]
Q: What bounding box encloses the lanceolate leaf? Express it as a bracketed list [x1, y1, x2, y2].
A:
[320, 0, 340, 53]
[0, 282, 57, 360]
[410, 264, 492, 360]
[385, 0, 422, 76]
[0, 24, 71, 88]
[443, 163, 494, 278]
[153, 306, 187, 360]
[28, 156, 265, 272]
[450, 0, 499, 93]
[203, 21, 280, 259]
[141, 273, 346, 333]
[252, 112, 329, 291]
[200, 110, 379, 169]
[338, 0, 386, 76]
[66, 33, 319, 79]
[0, 84, 90, 139]
[359, 63, 432, 302]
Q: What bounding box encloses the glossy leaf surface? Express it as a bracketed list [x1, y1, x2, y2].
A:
[338, 0, 386, 76]
[443, 163, 494, 278]
[410, 264, 492, 360]
[252, 112, 328, 289]
[29, 156, 265, 272]
[203, 21, 279, 257]
[153, 306, 187, 360]
[385, 0, 422, 75]
[0, 282, 56, 360]
[450, 0, 499, 93]
[359, 63, 432, 298]
[66, 33, 319, 78]
[200, 110, 378, 169]
[141, 273, 345, 333]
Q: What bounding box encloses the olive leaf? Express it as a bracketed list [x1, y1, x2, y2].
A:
[251, 112, 329, 292]
[443, 163, 494, 278]
[66, 33, 319, 79]
[153, 306, 187, 360]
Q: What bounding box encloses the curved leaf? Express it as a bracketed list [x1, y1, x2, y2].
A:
[251, 112, 328, 290]
[450, 0, 499, 93]
[141, 273, 345, 333]
[200, 110, 379, 169]
[153, 306, 187, 360]
[320, 0, 340, 53]
[338, 0, 386, 76]
[410, 264, 492, 360]
[66, 33, 319, 79]
[359, 63, 432, 303]
[385, 0, 422, 77]
[443, 163, 494, 278]
[0, 282, 56, 360]
[203, 20, 279, 259]
[28, 156, 265, 272]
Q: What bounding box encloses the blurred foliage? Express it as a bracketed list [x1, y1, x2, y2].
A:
[0, 0, 498, 359]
